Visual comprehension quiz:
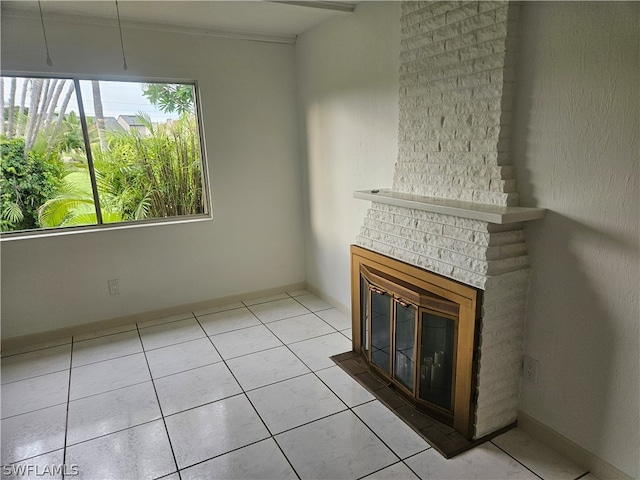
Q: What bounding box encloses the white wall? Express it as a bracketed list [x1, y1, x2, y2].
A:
[296, 2, 401, 309]
[298, 1, 639, 476]
[1, 15, 305, 337]
[512, 3, 639, 477]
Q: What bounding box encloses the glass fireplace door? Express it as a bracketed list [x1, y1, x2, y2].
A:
[418, 311, 456, 411]
[394, 299, 416, 391]
[369, 287, 391, 374]
[359, 262, 463, 420]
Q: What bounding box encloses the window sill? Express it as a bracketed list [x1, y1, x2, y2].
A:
[0, 214, 213, 242]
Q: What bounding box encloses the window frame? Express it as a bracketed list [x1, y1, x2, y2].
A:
[0, 72, 212, 241]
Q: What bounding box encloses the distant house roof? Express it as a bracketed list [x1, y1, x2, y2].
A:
[104, 116, 125, 132]
[117, 115, 145, 127]
[116, 115, 151, 135]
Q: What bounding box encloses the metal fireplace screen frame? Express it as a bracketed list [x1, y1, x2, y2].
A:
[350, 245, 482, 439]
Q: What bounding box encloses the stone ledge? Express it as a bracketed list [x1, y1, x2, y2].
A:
[355, 189, 545, 224]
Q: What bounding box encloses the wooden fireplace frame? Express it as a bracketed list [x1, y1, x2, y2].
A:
[350, 245, 482, 439]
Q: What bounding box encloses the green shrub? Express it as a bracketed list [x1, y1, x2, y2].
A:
[1, 137, 63, 232]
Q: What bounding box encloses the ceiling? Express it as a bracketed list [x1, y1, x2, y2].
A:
[1, 1, 357, 43]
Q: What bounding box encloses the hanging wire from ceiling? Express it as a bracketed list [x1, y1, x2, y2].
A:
[38, 0, 53, 66]
[115, 1, 128, 70]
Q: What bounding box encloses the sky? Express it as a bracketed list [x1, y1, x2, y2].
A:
[2, 77, 186, 123]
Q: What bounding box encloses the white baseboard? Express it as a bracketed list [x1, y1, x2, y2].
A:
[1, 282, 306, 352]
[518, 411, 635, 480]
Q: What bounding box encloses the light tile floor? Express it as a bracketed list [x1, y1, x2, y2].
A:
[1, 291, 594, 480]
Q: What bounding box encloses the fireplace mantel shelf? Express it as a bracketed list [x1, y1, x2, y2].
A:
[355, 189, 546, 225]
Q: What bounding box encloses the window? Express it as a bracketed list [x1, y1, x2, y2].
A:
[1, 76, 209, 236]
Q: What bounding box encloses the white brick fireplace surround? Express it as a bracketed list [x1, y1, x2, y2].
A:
[356, 1, 544, 439]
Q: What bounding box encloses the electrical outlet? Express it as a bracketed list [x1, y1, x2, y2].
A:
[108, 279, 120, 295]
[523, 355, 539, 383]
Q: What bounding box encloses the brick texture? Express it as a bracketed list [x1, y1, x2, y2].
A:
[394, 0, 518, 206]
[357, 1, 529, 440]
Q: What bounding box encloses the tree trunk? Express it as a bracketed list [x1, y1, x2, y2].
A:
[43, 79, 64, 132]
[42, 80, 65, 151]
[52, 82, 74, 135]
[32, 79, 52, 143]
[91, 80, 107, 151]
[7, 78, 17, 138]
[24, 78, 44, 153]
[16, 78, 29, 137]
[48, 82, 74, 155]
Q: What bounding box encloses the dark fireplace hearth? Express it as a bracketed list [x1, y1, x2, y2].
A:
[331, 350, 514, 458]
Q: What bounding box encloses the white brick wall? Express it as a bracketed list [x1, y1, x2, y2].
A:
[357, 1, 530, 440]
[394, 0, 518, 207]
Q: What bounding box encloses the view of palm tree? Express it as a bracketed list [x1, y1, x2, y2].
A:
[1, 77, 206, 233]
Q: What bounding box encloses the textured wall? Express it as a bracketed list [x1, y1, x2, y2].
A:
[513, 3, 639, 477]
[296, 2, 401, 310]
[357, 1, 530, 438]
[302, 1, 637, 474]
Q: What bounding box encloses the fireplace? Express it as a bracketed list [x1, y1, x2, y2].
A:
[351, 245, 481, 439]
[346, 0, 547, 448]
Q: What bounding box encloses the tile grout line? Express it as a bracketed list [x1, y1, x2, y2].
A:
[262, 312, 428, 476]
[255, 299, 348, 347]
[291, 292, 352, 334]
[72, 326, 138, 343]
[238, 386, 304, 480]
[398, 448, 432, 480]
[1, 341, 73, 359]
[63, 417, 166, 449]
[204, 322, 277, 339]
[194, 304, 246, 316]
[192, 314, 303, 480]
[264, 326, 347, 350]
[269, 436, 303, 480]
[11, 301, 454, 479]
[240, 370, 312, 394]
[0, 400, 70, 421]
[149, 319, 539, 480]
[61, 336, 74, 480]
[260, 304, 360, 405]
[68, 348, 144, 370]
[38, 303, 344, 419]
[62, 376, 152, 405]
[209, 308, 327, 480]
[175, 436, 297, 477]
[149, 358, 225, 381]
[490, 440, 545, 480]
[574, 471, 592, 480]
[351, 405, 432, 463]
[0, 294, 319, 361]
[135, 324, 183, 480]
[262, 305, 436, 478]
[137, 314, 196, 331]
[10, 294, 418, 477]
[249, 310, 314, 325]
[1, 354, 74, 387]
[160, 391, 245, 420]
[354, 460, 412, 480]
[4, 294, 584, 480]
